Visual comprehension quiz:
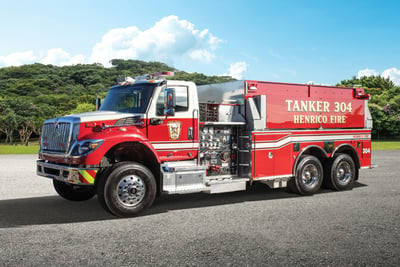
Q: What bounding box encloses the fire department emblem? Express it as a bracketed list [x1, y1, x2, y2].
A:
[167, 121, 182, 140]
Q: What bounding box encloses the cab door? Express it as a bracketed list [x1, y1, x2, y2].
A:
[147, 85, 198, 162]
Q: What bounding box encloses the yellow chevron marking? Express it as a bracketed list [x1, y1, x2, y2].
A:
[79, 170, 96, 184]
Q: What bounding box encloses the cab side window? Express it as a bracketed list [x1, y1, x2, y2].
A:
[156, 86, 188, 116]
[175, 86, 188, 112]
[156, 88, 165, 116]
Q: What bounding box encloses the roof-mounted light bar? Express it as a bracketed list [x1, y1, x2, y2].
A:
[136, 71, 174, 81]
[118, 71, 174, 86]
[118, 76, 135, 86]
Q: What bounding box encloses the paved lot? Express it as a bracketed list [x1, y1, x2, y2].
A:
[0, 151, 399, 266]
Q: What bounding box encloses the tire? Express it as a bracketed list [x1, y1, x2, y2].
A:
[97, 162, 157, 217]
[53, 179, 96, 201]
[326, 154, 355, 191]
[288, 155, 323, 195]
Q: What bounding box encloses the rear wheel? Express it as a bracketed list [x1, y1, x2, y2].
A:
[289, 155, 323, 195]
[326, 154, 355, 191]
[53, 179, 95, 201]
[97, 162, 156, 217]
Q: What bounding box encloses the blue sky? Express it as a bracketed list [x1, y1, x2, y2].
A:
[0, 0, 399, 85]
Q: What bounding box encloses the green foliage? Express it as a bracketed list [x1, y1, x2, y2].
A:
[0, 59, 238, 143]
[1, 59, 398, 143]
[0, 98, 42, 145]
[71, 103, 96, 114]
[0, 103, 18, 144]
[338, 76, 400, 139]
[171, 71, 235, 85]
[110, 59, 174, 75]
[338, 75, 394, 92]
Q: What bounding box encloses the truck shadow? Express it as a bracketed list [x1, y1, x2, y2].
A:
[0, 182, 367, 228]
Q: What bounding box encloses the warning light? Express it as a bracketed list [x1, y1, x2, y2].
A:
[117, 72, 174, 86]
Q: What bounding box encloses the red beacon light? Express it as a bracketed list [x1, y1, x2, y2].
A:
[152, 71, 174, 78]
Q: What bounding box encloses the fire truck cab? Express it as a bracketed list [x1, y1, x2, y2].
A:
[37, 72, 372, 217]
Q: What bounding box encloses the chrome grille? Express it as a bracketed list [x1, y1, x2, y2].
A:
[41, 122, 71, 153]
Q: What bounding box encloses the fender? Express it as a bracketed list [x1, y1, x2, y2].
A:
[83, 127, 161, 165]
[292, 145, 328, 176]
[331, 143, 361, 169]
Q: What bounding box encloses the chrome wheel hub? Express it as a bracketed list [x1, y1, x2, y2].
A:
[302, 164, 318, 187]
[117, 175, 146, 207]
[336, 162, 351, 185]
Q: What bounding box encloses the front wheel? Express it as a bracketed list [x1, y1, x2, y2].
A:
[53, 179, 96, 201]
[97, 162, 157, 217]
[288, 155, 323, 195]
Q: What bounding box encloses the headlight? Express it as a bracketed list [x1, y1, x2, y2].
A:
[70, 139, 104, 156]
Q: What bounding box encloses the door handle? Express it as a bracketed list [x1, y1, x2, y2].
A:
[188, 127, 194, 140]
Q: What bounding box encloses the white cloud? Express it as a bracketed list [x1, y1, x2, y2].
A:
[187, 49, 215, 62]
[382, 68, 400, 86]
[0, 49, 85, 67]
[0, 51, 37, 66]
[90, 15, 222, 66]
[357, 67, 400, 85]
[357, 68, 379, 78]
[0, 16, 222, 68]
[41, 48, 86, 66]
[224, 62, 248, 80]
[67, 54, 86, 65]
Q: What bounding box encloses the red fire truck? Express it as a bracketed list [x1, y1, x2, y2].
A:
[37, 72, 372, 217]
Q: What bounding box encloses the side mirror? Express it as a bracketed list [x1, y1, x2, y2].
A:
[164, 88, 176, 116]
[96, 98, 101, 111]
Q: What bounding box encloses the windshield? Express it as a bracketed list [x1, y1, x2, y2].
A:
[100, 84, 156, 113]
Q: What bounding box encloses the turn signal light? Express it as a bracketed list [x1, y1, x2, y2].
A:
[86, 122, 97, 128]
[85, 122, 102, 132]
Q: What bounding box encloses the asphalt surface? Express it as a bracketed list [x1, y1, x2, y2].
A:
[0, 151, 399, 266]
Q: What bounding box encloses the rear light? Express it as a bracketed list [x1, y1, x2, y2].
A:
[248, 83, 258, 90]
[354, 88, 370, 99]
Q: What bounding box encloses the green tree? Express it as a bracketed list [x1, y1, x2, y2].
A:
[0, 101, 18, 144]
[71, 103, 96, 114]
[0, 59, 238, 143]
[15, 100, 41, 145]
[338, 75, 394, 92]
[0, 109, 17, 144]
[338, 76, 400, 138]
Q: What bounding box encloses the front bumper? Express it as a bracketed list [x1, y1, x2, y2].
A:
[37, 160, 99, 185]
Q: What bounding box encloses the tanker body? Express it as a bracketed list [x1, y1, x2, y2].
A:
[37, 74, 372, 217]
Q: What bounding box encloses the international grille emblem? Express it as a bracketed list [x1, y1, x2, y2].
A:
[54, 118, 59, 129]
[167, 121, 181, 140]
[54, 119, 61, 137]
